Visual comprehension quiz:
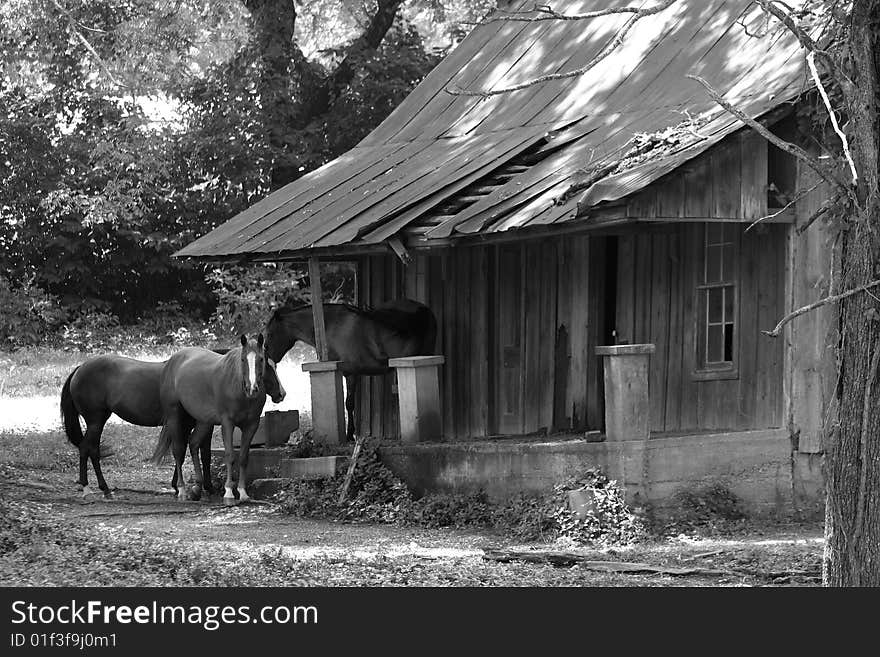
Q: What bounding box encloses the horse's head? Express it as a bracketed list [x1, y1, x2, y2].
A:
[239, 333, 269, 398]
[263, 303, 309, 363]
[263, 354, 286, 404]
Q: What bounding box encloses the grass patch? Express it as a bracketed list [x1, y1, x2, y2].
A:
[0, 498, 317, 586]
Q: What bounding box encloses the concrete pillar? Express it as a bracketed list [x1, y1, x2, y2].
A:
[302, 360, 345, 445]
[595, 344, 655, 441]
[388, 355, 445, 443]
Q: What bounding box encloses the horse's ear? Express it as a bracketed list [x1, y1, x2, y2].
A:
[240, 334, 247, 347]
[257, 333, 264, 347]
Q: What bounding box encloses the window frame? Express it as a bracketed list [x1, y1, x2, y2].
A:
[692, 222, 740, 381]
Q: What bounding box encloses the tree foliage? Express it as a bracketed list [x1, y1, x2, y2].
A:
[0, 0, 489, 323]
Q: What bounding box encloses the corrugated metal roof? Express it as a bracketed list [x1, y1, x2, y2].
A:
[176, 0, 810, 260]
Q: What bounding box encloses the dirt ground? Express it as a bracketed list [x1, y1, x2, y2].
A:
[0, 454, 825, 587]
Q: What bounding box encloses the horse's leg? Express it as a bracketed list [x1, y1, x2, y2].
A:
[236, 420, 260, 504]
[171, 413, 196, 492]
[199, 428, 214, 495]
[187, 423, 213, 501]
[345, 375, 358, 442]
[220, 420, 237, 506]
[83, 415, 111, 499]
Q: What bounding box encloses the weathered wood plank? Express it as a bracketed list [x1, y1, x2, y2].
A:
[664, 226, 685, 431]
[712, 141, 742, 218]
[740, 129, 768, 220]
[616, 234, 636, 345]
[587, 237, 606, 430]
[679, 224, 699, 430]
[649, 232, 670, 432]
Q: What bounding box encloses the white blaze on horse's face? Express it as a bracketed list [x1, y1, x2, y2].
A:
[246, 351, 257, 395]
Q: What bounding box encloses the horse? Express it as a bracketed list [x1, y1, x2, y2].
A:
[60, 349, 284, 499]
[262, 298, 437, 440]
[151, 334, 280, 505]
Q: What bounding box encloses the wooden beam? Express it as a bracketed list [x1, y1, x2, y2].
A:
[309, 256, 329, 361]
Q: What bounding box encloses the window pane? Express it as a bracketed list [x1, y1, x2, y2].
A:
[707, 324, 724, 363]
[724, 323, 735, 362]
[708, 287, 723, 323]
[706, 223, 724, 246]
[697, 288, 707, 363]
[724, 285, 735, 322]
[706, 245, 722, 283]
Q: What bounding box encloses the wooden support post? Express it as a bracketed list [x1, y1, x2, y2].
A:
[302, 360, 346, 445]
[595, 344, 655, 441]
[388, 355, 445, 443]
[309, 256, 329, 361]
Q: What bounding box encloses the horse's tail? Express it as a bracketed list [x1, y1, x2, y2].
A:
[150, 423, 173, 464]
[60, 367, 84, 448]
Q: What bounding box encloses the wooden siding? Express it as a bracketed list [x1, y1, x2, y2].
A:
[615, 222, 786, 433]
[356, 236, 605, 441]
[624, 130, 769, 222]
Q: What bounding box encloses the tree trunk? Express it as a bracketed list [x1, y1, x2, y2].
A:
[823, 0, 880, 586]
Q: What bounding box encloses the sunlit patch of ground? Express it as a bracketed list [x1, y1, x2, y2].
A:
[0, 347, 313, 434]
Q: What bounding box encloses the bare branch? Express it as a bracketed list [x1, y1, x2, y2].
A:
[807, 50, 858, 184]
[445, 0, 677, 97]
[687, 74, 855, 202]
[795, 193, 839, 235]
[481, 4, 645, 23]
[763, 279, 880, 338]
[745, 181, 821, 231]
[51, 0, 125, 89]
[754, 0, 835, 66]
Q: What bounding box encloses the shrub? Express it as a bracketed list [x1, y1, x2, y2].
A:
[0, 275, 65, 349]
[59, 309, 122, 352]
[207, 261, 357, 338]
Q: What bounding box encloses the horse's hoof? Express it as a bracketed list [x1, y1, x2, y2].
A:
[81, 485, 94, 498]
[102, 490, 114, 500]
[189, 485, 202, 501]
[223, 496, 238, 507]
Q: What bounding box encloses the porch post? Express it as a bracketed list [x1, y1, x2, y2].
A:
[301, 361, 346, 445]
[595, 344, 655, 441]
[303, 256, 345, 444]
[388, 355, 445, 443]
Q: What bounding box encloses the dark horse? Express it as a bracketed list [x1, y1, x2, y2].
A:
[263, 298, 437, 440]
[60, 349, 284, 498]
[151, 335, 278, 505]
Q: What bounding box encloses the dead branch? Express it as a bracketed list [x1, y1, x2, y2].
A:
[482, 549, 733, 575]
[51, 0, 125, 89]
[746, 181, 821, 231]
[807, 50, 858, 184]
[482, 4, 648, 23]
[754, 1, 840, 78]
[446, 0, 677, 97]
[687, 74, 855, 203]
[763, 279, 880, 337]
[338, 435, 365, 504]
[795, 193, 838, 235]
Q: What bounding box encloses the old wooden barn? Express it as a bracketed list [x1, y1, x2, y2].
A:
[178, 0, 834, 514]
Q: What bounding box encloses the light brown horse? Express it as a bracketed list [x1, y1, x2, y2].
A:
[263, 298, 437, 440]
[151, 335, 282, 505]
[61, 350, 284, 498]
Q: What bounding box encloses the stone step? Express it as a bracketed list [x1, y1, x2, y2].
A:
[281, 455, 348, 480]
[249, 477, 291, 500]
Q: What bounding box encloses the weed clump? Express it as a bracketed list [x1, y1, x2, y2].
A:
[276, 443, 646, 547]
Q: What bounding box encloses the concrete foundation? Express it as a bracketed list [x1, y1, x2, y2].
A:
[380, 429, 824, 517]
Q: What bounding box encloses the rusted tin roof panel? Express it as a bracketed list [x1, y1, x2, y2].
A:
[176, 0, 810, 260]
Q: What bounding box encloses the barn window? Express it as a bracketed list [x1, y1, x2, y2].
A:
[695, 223, 739, 378]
